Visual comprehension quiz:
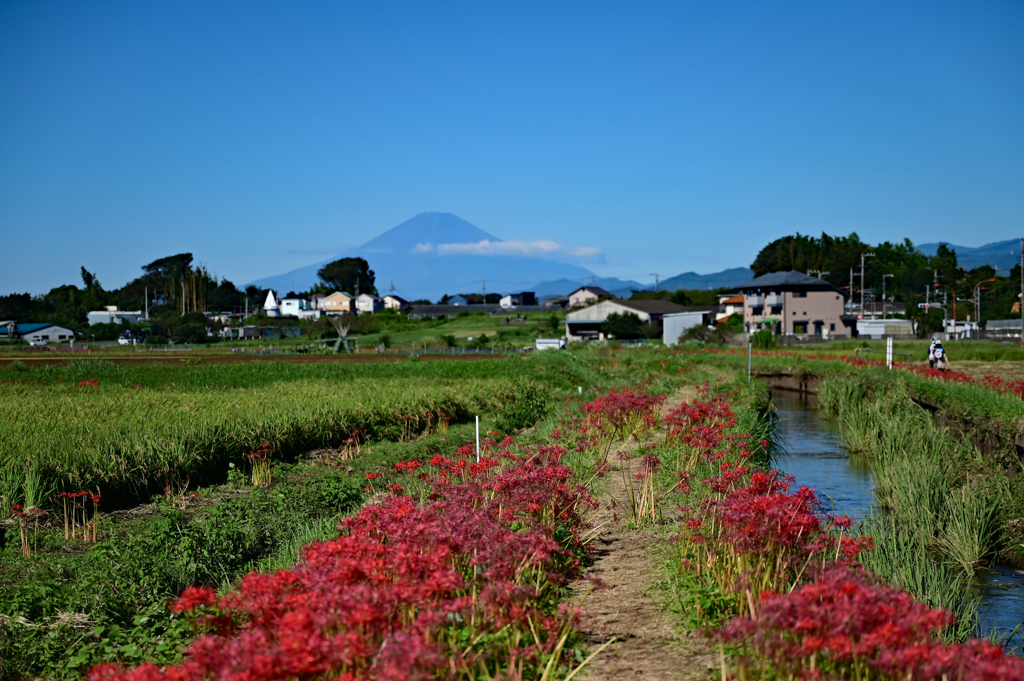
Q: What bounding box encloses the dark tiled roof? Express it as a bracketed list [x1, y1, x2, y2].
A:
[727, 271, 840, 293]
[615, 300, 689, 315]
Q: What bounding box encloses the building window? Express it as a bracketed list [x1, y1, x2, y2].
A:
[830, 323, 836, 331]
[751, 307, 763, 316]
[770, 306, 781, 315]
[803, 311, 807, 316]
[792, 291, 807, 298]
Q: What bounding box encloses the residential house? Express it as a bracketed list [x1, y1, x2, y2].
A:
[499, 292, 536, 309]
[355, 293, 383, 314]
[448, 295, 470, 306]
[86, 306, 146, 326]
[3, 323, 77, 345]
[565, 299, 687, 341]
[567, 286, 613, 309]
[279, 296, 320, 320]
[318, 292, 354, 315]
[716, 294, 744, 323]
[726, 271, 847, 338]
[383, 295, 410, 311]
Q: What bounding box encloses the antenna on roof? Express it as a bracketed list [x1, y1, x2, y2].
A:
[808, 269, 830, 279]
[587, 275, 596, 286]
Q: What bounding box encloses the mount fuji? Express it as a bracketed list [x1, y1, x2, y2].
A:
[250, 213, 605, 301]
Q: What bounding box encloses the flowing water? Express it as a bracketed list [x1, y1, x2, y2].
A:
[770, 388, 1024, 649]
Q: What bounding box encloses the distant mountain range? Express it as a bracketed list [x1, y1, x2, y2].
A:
[916, 239, 1020, 273]
[251, 213, 754, 301]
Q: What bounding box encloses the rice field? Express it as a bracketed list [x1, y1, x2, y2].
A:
[0, 353, 596, 508]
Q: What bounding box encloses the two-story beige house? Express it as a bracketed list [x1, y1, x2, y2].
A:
[728, 271, 847, 338]
[317, 292, 354, 315]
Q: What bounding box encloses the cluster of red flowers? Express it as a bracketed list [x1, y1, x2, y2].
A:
[720, 566, 1024, 680]
[78, 378, 100, 388]
[581, 386, 665, 429]
[90, 441, 595, 680]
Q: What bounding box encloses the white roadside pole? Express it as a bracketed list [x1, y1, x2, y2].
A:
[748, 341, 752, 382]
[886, 337, 893, 369]
[475, 416, 480, 463]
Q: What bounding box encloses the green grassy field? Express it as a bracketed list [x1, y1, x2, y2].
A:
[0, 351, 599, 509]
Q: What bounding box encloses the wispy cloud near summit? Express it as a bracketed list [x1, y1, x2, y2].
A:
[412, 239, 604, 263]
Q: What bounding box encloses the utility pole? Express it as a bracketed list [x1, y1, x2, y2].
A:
[650, 273, 660, 291]
[481, 279, 486, 298]
[849, 268, 855, 314]
[1020, 237, 1023, 341]
[974, 278, 996, 331]
[145, 286, 149, 320]
[882, 274, 893, 320]
[859, 253, 875, 318]
[390, 280, 396, 295]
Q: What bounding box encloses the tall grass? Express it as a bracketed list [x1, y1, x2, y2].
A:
[936, 486, 1003, 574]
[818, 374, 1007, 575]
[857, 514, 979, 642]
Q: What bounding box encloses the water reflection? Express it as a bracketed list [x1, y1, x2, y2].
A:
[769, 389, 875, 521]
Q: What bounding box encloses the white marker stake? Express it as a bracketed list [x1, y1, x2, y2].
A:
[748, 341, 752, 382]
[578, 386, 582, 394]
[475, 416, 480, 463]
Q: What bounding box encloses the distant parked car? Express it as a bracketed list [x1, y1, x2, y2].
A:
[27, 338, 48, 348]
[535, 338, 565, 351]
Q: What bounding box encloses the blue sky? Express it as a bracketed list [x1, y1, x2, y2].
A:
[2, 1, 1022, 295]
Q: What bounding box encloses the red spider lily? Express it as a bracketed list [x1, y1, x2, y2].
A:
[720, 566, 1024, 680]
[90, 441, 596, 681]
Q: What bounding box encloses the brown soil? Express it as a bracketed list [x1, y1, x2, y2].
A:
[575, 386, 715, 681]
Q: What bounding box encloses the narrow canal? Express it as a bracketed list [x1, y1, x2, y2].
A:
[770, 388, 1024, 650]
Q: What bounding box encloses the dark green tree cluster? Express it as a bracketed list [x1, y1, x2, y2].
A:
[0, 255, 262, 330]
[316, 257, 377, 296]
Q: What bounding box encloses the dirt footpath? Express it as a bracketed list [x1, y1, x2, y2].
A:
[575, 387, 715, 681]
